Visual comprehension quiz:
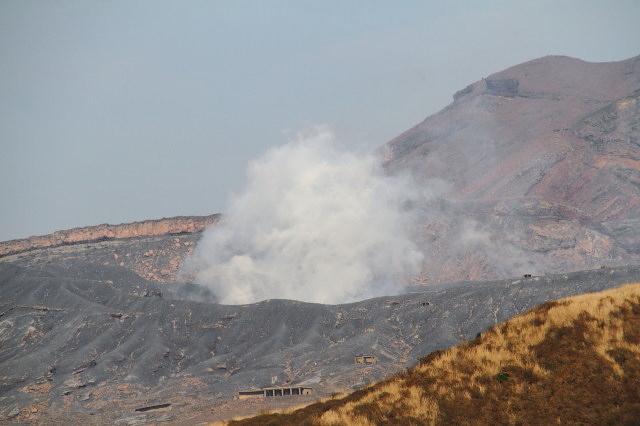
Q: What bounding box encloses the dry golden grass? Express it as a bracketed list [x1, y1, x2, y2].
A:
[226, 283, 640, 425]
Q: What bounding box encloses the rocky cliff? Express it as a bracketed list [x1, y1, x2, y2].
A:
[382, 55, 640, 284]
[0, 214, 220, 258]
[0, 215, 221, 283]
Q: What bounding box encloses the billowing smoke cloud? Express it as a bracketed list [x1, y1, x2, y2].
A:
[182, 128, 427, 304]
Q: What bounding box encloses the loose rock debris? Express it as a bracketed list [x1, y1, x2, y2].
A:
[1, 261, 640, 423]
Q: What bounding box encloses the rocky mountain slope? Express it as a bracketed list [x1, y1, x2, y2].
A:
[0, 215, 219, 283]
[1, 260, 639, 424]
[382, 55, 640, 285]
[2, 55, 640, 424]
[232, 282, 640, 425]
[0, 215, 219, 258]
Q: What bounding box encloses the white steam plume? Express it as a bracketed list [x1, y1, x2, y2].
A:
[182, 128, 425, 304]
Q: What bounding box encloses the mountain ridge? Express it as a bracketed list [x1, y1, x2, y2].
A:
[382, 54, 640, 285]
[2, 54, 640, 423]
[0, 214, 219, 258]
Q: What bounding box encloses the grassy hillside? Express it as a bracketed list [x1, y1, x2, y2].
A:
[225, 283, 640, 425]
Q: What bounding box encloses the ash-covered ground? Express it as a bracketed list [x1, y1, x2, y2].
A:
[1, 254, 639, 424]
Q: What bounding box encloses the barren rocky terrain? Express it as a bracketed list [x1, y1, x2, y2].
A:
[233, 283, 640, 425]
[1, 55, 640, 424]
[384, 55, 640, 284]
[0, 215, 219, 258]
[2, 254, 639, 424]
[0, 215, 219, 283]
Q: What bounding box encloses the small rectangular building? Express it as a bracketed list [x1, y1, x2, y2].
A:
[238, 390, 266, 400]
[263, 386, 312, 397]
[238, 386, 313, 399]
[354, 355, 378, 364]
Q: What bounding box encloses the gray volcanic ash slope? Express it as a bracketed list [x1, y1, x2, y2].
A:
[1, 259, 639, 424]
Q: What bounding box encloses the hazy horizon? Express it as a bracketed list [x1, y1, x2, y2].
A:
[2, 1, 639, 242]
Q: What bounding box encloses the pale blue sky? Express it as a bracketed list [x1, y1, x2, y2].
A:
[1, 1, 638, 241]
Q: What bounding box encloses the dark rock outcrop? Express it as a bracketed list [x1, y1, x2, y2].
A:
[484, 78, 519, 97]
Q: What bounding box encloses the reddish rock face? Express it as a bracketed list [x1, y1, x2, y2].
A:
[0, 215, 219, 258]
[0, 216, 220, 282]
[381, 55, 640, 284]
